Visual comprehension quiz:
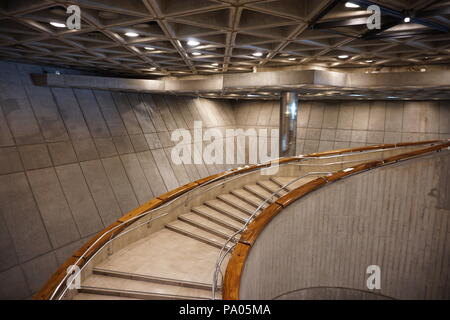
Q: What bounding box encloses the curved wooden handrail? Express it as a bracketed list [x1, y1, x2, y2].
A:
[223, 140, 450, 300]
[33, 140, 443, 300]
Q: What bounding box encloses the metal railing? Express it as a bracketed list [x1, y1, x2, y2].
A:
[211, 171, 333, 299]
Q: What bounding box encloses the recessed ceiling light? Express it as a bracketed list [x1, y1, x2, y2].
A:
[50, 22, 66, 28]
[387, 96, 398, 99]
[338, 55, 349, 59]
[420, 68, 427, 72]
[252, 52, 263, 57]
[404, 17, 411, 23]
[148, 67, 156, 71]
[288, 58, 296, 61]
[125, 32, 139, 37]
[144, 46, 155, 51]
[365, 60, 374, 63]
[349, 94, 364, 97]
[211, 63, 219, 66]
[345, 2, 360, 8]
[187, 40, 200, 47]
[192, 52, 202, 56]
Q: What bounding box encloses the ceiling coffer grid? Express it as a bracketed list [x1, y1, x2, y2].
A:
[0, 0, 449, 77]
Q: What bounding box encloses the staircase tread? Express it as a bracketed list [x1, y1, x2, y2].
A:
[96, 228, 229, 284]
[79, 286, 210, 300]
[205, 199, 251, 220]
[166, 220, 233, 248]
[271, 176, 320, 191]
[192, 206, 243, 230]
[215, 194, 259, 215]
[231, 189, 270, 208]
[93, 268, 218, 290]
[244, 184, 277, 200]
[180, 212, 236, 237]
[80, 274, 212, 299]
[257, 180, 288, 196]
[73, 293, 140, 300]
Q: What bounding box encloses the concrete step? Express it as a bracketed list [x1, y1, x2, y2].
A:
[93, 268, 218, 291]
[256, 180, 288, 197]
[166, 220, 234, 250]
[79, 273, 213, 300]
[78, 286, 208, 300]
[96, 229, 228, 285]
[230, 188, 270, 208]
[73, 293, 140, 300]
[216, 194, 259, 216]
[243, 184, 278, 201]
[271, 176, 320, 191]
[179, 212, 236, 239]
[204, 200, 249, 223]
[191, 206, 243, 231]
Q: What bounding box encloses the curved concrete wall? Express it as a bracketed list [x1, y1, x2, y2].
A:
[239, 151, 450, 300]
[233, 100, 450, 154]
[0, 61, 236, 299]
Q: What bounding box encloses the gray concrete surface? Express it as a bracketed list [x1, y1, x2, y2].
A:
[232, 100, 450, 155]
[240, 151, 450, 300]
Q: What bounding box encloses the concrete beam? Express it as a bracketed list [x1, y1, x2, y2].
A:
[31, 70, 450, 98]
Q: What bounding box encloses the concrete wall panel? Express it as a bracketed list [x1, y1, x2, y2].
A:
[0, 173, 52, 262]
[101, 156, 139, 214]
[55, 164, 103, 236]
[80, 160, 122, 225]
[73, 89, 110, 138]
[93, 90, 127, 136]
[52, 88, 90, 140]
[112, 92, 142, 135]
[0, 82, 43, 145]
[27, 168, 80, 248]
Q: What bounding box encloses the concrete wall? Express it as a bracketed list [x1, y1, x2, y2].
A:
[0, 61, 236, 299]
[233, 100, 450, 155]
[240, 151, 450, 300]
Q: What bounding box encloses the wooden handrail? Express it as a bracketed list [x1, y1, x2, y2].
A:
[223, 140, 450, 300]
[33, 140, 444, 300]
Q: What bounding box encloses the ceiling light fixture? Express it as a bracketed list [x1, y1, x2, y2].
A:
[288, 58, 296, 61]
[50, 22, 66, 28]
[211, 63, 219, 66]
[252, 52, 263, 57]
[345, 2, 360, 8]
[125, 32, 139, 37]
[404, 16, 411, 23]
[365, 60, 374, 63]
[148, 67, 156, 71]
[192, 52, 202, 56]
[187, 40, 200, 47]
[144, 46, 155, 51]
[338, 55, 349, 59]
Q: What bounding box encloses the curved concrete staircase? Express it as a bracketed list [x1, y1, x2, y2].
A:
[73, 175, 320, 300]
[34, 140, 450, 300]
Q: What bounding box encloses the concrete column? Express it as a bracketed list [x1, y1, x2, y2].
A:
[279, 91, 298, 157]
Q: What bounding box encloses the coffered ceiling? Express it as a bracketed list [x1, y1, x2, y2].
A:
[0, 0, 449, 78]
